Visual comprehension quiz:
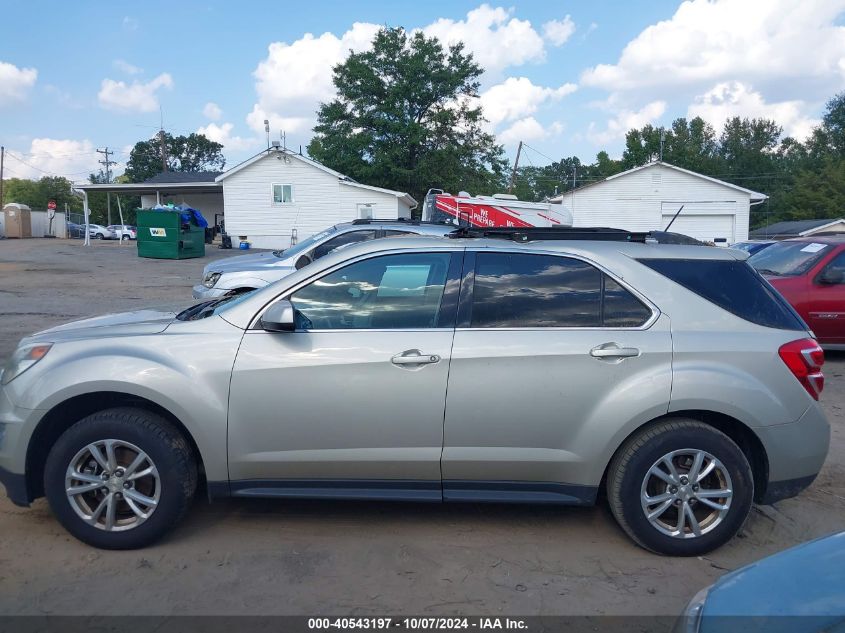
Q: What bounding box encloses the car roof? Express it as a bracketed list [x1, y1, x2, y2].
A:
[782, 235, 845, 244]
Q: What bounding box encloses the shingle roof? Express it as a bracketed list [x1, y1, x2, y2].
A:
[143, 171, 223, 184]
[749, 218, 844, 238]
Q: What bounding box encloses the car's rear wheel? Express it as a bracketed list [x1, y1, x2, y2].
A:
[121, 234, 129, 241]
[95, 233, 103, 240]
[44, 408, 197, 549]
[607, 418, 753, 556]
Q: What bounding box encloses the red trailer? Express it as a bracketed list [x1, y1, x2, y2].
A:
[421, 190, 573, 228]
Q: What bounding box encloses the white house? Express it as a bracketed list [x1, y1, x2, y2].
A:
[216, 149, 416, 249]
[550, 161, 768, 244]
[75, 148, 416, 250]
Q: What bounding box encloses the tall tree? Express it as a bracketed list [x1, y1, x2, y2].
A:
[307, 27, 507, 203]
[1, 176, 81, 212]
[124, 132, 225, 183]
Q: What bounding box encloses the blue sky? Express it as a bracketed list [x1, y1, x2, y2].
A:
[1, 0, 844, 184]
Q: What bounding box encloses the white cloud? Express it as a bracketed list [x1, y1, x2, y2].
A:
[499, 117, 564, 144]
[587, 101, 666, 145]
[97, 73, 173, 112]
[688, 81, 819, 140]
[203, 101, 222, 120]
[480, 77, 577, 127]
[422, 4, 546, 72]
[0, 61, 37, 106]
[581, 0, 845, 97]
[247, 22, 380, 136]
[542, 16, 576, 46]
[247, 5, 558, 141]
[5, 138, 98, 182]
[113, 59, 143, 75]
[196, 122, 257, 152]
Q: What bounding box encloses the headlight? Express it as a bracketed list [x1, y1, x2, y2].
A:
[1, 343, 53, 385]
[203, 272, 222, 288]
[672, 586, 710, 633]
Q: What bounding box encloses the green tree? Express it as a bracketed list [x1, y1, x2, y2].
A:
[124, 132, 225, 183]
[1, 176, 81, 213]
[307, 27, 507, 203]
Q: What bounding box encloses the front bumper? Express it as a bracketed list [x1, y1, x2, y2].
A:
[192, 284, 229, 300]
[756, 402, 830, 504]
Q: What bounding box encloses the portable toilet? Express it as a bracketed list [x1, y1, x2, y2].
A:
[3, 203, 32, 238]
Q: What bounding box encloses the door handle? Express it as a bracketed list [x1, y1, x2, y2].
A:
[590, 344, 640, 359]
[391, 350, 441, 365]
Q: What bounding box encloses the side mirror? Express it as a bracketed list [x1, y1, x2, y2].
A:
[818, 268, 844, 285]
[260, 300, 296, 332]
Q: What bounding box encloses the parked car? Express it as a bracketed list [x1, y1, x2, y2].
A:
[193, 220, 454, 300]
[88, 224, 116, 240]
[66, 222, 86, 239]
[107, 224, 137, 241]
[0, 227, 829, 551]
[731, 240, 775, 256]
[675, 531, 845, 633]
[748, 236, 845, 349]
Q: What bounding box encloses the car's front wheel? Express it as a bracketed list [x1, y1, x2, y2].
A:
[44, 408, 197, 549]
[607, 418, 753, 556]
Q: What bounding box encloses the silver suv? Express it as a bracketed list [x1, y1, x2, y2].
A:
[193, 220, 454, 300]
[0, 228, 829, 554]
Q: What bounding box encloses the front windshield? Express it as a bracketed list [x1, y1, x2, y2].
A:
[748, 241, 830, 276]
[272, 226, 337, 258]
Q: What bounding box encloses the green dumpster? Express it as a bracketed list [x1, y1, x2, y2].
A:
[136, 209, 206, 259]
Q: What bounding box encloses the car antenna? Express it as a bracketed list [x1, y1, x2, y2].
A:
[663, 204, 685, 231]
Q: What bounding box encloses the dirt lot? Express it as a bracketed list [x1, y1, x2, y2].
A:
[0, 238, 843, 617]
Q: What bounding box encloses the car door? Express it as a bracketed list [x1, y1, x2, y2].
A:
[441, 250, 673, 503]
[227, 249, 463, 497]
[808, 249, 845, 345]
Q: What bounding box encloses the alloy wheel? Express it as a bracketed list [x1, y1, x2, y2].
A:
[640, 448, 733, 539]
[64, 439, 160, 532]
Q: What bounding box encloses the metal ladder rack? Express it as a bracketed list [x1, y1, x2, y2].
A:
[446, 226, 652, 243]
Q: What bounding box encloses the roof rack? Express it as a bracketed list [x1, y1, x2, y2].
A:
[446, 226, 652, 243]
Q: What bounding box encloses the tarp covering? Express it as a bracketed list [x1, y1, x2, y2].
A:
[148, 202, 208, 228]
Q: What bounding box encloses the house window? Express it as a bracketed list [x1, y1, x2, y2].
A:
[272, 184, 294, 204]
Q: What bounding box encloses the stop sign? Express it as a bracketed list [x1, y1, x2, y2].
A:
[47, 200, 57, 210]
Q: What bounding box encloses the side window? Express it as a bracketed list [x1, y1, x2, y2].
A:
[603, 277, 652, 326]
[272, 184, 294, 204]
[383, 230, 415, 237]
[471, 252, 651, 328]
[289, 253, 452, 330]
[312, 230, 377, 260]
[819, 252, 845, 284]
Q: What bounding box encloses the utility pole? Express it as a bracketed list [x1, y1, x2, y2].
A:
[0, 146, 4, 210]
[507, 141, 523, 193]
[97, 147, 116, 225]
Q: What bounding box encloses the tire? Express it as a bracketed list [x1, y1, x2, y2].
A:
[606, 418, 753, 556]
[95, 233, 103, 240]
[121, 235, 129, 241]
[44, 407, 197, 550]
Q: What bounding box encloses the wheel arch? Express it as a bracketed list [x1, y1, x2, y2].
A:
[601, 410, 770, 504]
[25, 391, 207, 502]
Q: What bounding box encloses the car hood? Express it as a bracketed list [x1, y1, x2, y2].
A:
[702, 531, 845, 618]
[206, 251, 291, 274]
[26, 307, 181, 343]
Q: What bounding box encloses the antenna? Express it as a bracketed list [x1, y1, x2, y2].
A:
[664, 204, 684, 231]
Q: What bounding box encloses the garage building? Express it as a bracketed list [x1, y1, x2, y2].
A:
[550, 161, 767, 244]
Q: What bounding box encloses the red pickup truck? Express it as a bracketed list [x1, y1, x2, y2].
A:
[748, 236, 845, 349]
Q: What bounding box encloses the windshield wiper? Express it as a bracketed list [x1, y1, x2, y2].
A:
[755, 268, 783, 276]
[272, 250, 285, 257]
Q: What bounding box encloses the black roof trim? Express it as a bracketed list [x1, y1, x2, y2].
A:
[446, 226, 706, 245]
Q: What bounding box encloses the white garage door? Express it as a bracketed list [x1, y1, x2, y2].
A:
[661, 202, 736, 244]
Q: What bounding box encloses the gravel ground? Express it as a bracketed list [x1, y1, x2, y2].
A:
[0, 238, 843, 617]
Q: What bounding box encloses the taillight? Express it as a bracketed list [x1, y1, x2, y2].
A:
[779, 338, 825, 400]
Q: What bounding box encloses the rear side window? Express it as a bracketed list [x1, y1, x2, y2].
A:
[471, 252, 652, 328]
[639, 258, 805, 330]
